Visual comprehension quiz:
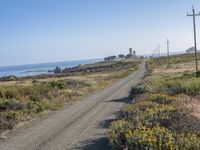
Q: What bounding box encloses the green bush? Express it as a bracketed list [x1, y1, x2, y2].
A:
[129, 85, 148, 98]
[125, 125, 200, 150]
[125, 125, 175, 150]
[150, 93, 176, 105]
[124, 93, 200, 132]
[164, 78, 200, 96]
[108, 90, 200, 149]
[4, 89, 16, 99]
[50, 81, 65, 89]
[0, 99, 26, 111]
[182, 72, 195, 78]
[123, 100, 162, 118]
[29, 94, 42, 102]
[107, 122, 200, 150]
[195, 71, 200, 78]
[0, 111, 17, 132]
[107, 119, 132, 149]
[35, 103, 49, 113]
[145, 75, 200, 96]
[107, 55, 200, 149]
[123, 100, 175, 128]
[32, 79, 38, 84]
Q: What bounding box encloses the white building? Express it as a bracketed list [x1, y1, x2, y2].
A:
[186, 47, 200, 54]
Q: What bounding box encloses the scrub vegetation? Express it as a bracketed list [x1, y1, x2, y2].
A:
[107, 54, 200, 150]
[0, 60, 140, 134]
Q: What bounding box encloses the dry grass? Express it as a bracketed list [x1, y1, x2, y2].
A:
[0, 60, 140, 134]
[153, 62, 200, 74]
[179, 95, 200, 120]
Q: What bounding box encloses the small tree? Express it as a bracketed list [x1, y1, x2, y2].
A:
[118, 54, 125, 59]
[104, 56, 117, 62]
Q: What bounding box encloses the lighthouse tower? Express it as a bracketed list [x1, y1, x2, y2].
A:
[129, 48, 133, 55]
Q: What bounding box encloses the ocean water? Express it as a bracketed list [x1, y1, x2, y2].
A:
[0, 58, 103, 77]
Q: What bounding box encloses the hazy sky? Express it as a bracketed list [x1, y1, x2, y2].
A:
[1, 0, 200, 66]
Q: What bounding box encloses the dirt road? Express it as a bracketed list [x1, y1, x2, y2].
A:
[0, 62, 146, 150]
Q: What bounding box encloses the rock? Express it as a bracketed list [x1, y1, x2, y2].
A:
[0, 75, 17, 81]
[54, 66, 62, 74]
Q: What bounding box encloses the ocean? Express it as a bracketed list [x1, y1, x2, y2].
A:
[0, 58, 103, 77]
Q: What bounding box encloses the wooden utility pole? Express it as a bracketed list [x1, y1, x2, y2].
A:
[154, 48, 158, 57]
[187, 6, 200, 71]
[167, 39, 170, 66]
[153, 49, 156, 58]
[158, 44, 160, 58]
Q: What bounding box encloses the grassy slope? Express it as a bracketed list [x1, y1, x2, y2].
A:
[0, 60, 140, 134]
[107, 54, 200, 150]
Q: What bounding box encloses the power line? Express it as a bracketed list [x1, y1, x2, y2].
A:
[187, 5, 200, 71]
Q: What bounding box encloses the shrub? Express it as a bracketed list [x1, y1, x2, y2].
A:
[35, 103, 49, 113]
[29, 94, 42, 102]
[4, 88, 18, 99]
[129, 85, 148, 98]
[50, 81, 65, 89]
[106, 55, 200, 149]
[123, 100, 161, 118]
[0, 90, 4, 98]
[65, 80, 91, 89]
[125, 125, 200, 150]
[108, 122, 200, 150]
[125, 125, 175, 150]
[145, 75, 200, 96]
[32, 79, 38, 84]
[27, 101, 49, 113]
[0, 111, 17, 132]
[107, 119, 132, 149]
[149, 93, 176, 105]
[196, 71, 200, 77]
[182, 72, 195, 78]
[164, 78, 200, 96]
[0, 99, 26, 111]
[123, 100, 175, 128]
[143, 75, 168, 91]
[123, 94, 200, 133]
[176, 133, 200, 150]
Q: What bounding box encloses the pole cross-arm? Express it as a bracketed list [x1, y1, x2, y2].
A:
[187, 13, 200, 16]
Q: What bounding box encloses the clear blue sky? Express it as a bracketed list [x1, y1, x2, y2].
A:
[0, 0, 200, 66]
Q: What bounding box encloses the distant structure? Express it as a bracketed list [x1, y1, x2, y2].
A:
[186, 47, 200, 54]
[129, 48, 133, 55]
[133, 50, 136, 56]
[126, 48, 137, 58]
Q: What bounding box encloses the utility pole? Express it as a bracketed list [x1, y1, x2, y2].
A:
[158, 44, 160, 58]
[187, 5, 200, 71]
[154, 48, 158, 57]
[152, 50, 154, 58]
[167, 39, 170, 66]
[153, 49, 155, 58]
